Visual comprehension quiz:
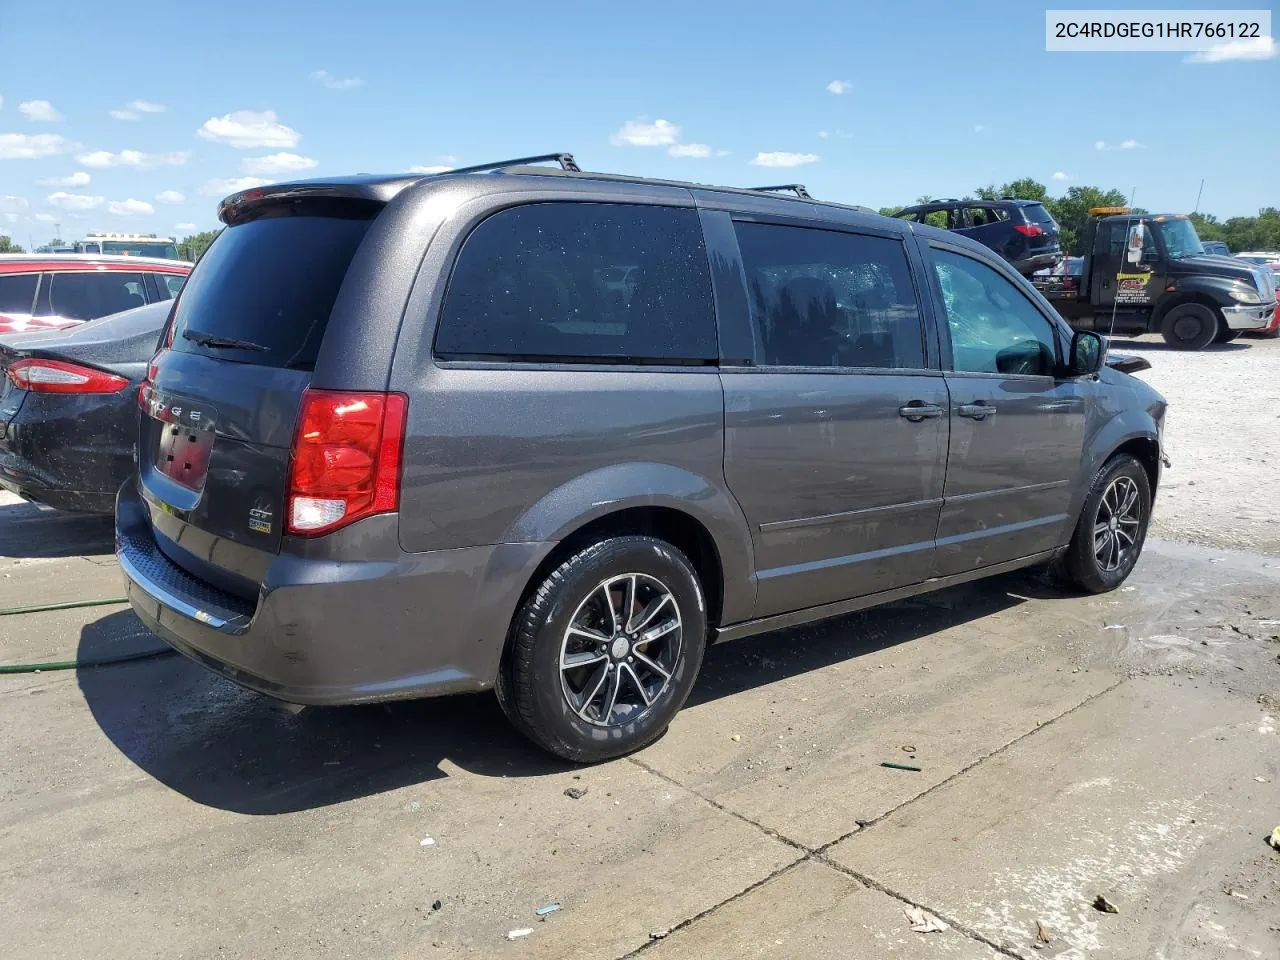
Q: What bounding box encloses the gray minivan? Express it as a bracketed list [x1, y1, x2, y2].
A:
[117, 154, 1167, 761]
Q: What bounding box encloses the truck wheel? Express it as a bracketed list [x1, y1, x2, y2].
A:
[1159, 303, 1218, 350]
[496, 536, 707, 762]
[1213, 326, 1240, 343]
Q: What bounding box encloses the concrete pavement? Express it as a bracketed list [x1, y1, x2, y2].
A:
[0, 489, 1277, 959]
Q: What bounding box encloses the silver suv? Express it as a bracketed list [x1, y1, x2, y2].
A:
[117, 154, 1167, 762]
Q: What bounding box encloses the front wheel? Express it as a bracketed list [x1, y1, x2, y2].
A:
[496, 536, 707, 762]
[1057, 454, 1152, 594]
[1160, 303, 1219, 350]
[1213, 326, 1241, 343]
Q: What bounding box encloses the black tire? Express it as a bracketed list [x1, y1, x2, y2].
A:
[1159, 302, 1219, 350]
[496, 536, 707, 762]
[1058, 454, 1152, 594]
[1213, 326, 1241, 343]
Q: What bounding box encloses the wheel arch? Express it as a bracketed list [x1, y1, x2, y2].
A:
[1151, 290, 1225, 329]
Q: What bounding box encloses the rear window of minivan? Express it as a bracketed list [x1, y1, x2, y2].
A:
[169, 203, 375, 369]
[436, 202, 717, 363]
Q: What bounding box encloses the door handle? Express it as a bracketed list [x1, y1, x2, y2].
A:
[958, 402, 997, 420]
[899, 402, 943, 422]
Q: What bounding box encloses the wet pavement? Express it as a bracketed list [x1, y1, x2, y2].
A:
[1, 491, 1278, 959]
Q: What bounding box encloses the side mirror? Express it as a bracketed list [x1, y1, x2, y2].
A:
[1068, 331, 1105, 377]
[1125, 223, 1146, 265]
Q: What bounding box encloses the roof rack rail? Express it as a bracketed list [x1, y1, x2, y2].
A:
[749, 183, 812, 200]
[435, 153, 582, 176]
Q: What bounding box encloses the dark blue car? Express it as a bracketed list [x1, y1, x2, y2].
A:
[894, 198, 1063, 275]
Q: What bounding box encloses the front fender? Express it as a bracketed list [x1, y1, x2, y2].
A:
[1060, 406, 1161, 543]
[503, 461, 756, 624]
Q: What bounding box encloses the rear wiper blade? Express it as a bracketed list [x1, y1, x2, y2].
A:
[182, 328, 270, 351]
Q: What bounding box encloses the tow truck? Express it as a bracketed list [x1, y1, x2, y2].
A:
[1032, 207, 1276, 349]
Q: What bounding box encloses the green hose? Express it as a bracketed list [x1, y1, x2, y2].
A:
[0, 595, 174, 672]
[0, 648, 173, 674]
[0, 597, 128, 616]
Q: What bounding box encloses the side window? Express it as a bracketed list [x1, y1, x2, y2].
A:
[966, 207, 994, 227]
[932, 249, 1057, 376]
[922, 207, 952, 230]
[0, 273, 38, 314]
[1106, 221, 1157, 261]
[897, 210, 921, 223]
[733, 221, 925, 369]
[158, 274, 186, 299]
[49, 272, 148, 321]
[436, 203, 716, 362]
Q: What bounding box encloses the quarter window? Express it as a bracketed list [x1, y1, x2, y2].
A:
[0, 273, 37, 314]
[734, 221, 925, 369]
[436, 203, 717, 363]
[932, 249, 1057, 376]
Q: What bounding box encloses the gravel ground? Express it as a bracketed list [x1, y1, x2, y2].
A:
[1108, 332, 1280, 557]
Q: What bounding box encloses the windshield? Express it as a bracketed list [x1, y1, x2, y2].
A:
[1156, 219, 1204, 259]
[101, 240, 180, 259]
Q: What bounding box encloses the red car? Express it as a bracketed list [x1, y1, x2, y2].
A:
[0, 254, 192, 334]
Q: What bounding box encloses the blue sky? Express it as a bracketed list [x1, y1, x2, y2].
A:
[2, 0, 1276, 245]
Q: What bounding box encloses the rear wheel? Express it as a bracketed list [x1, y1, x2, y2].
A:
[1057, 454, 1152, 594]
[1159, 303, 1219, 350]
[496, 536, 707, 762]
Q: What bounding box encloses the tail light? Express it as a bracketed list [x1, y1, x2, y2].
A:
[286, 388, 407, 536]
[138, 347, 168, 412]
[1013, 223, 1045, 237]
[7, 358, 129, 394]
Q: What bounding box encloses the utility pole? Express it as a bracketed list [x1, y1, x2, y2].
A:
[1193, 179, 1205, 214]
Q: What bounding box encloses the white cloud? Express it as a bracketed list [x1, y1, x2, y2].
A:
[1052, 171, 1070, 181]
[34, 213, 56, 223]
[610, 118, 680, 147]
[106, 198, 154, 217]
[240, 152, 318, 175]
[199, 176, 271, 196]
[19, 100, 62, 122]
[0, 133, 74, 160]
[1095, 139, 1143, 151]
[973, 124, 985, 133]
[36, 171, 91, 187]
[0, 196, 28, 213]
[3, 213, 15, 224]
[78, 148, 190, 169]
[818, 130, 829, 139]
[826, 80, 851, 95]
[409, 164, 453, 174]
[198, 110, 300, 149]
[1186, 35, 1276, 62]
[48, 191, 104, 211]
[750, 151, 819, 168]
[155, 189, 185, 204]
[175, 222, 197, 231]
[309, 70, 364, 90]
[668, 143, 713, 158]
[109, 100, 166, 121]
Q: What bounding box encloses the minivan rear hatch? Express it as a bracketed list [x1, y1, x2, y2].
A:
[138, 194, 379, 596]
[1022, 203, 1060, 248]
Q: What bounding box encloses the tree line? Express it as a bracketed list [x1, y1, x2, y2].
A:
[878, 177, 1279, 256]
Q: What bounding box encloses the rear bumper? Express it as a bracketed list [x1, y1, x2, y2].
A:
[1221, 301, 1277, 330]
[116, 481, 550, 705]
[1013, 252, 1062, 276]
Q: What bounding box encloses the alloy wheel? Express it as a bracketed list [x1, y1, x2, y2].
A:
[558, 573, 682, 727]
[1093, 475, 1142, 573]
